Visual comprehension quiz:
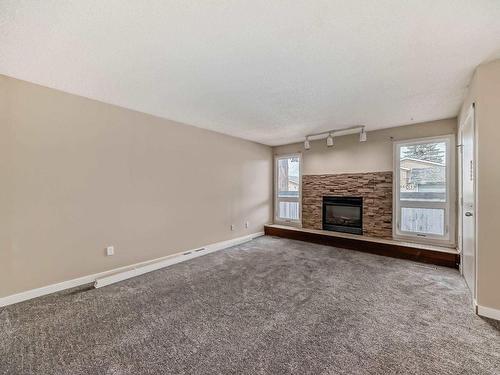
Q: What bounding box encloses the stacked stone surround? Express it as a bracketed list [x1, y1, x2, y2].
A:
[302, 172, 393, 239]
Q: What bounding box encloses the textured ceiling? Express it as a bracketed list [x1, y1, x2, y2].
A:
[2, 1, 500, 146]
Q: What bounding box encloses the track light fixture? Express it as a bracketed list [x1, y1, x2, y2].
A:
[326, 133, 334, 147]
[303, 125, 366, 150]
[304, 137, 310, 150]
[359, 128, 367, 142]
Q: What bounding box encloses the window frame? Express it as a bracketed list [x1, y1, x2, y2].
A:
[393, 134, 456, 246]
[274, 153, 302, 226]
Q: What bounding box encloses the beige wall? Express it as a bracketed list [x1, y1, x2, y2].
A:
[0, 75, 273, 298]
[273, 119, 457, 175]
[0, 76, 12, 283]
[459, 59, 500, 312]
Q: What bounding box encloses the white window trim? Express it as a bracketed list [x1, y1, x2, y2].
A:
[393, 134, 456, 246]
[274, 153, 302, 227]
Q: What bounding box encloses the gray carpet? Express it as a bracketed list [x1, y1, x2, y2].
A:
[1, 236, 499, 375]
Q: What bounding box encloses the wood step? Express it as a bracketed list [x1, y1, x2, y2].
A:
[264, 224, 459, 269]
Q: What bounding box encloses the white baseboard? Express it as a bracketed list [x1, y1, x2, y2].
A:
[477, 304, 500, 321]
[0, 273, 101, 308]
[94, 232, 263, 288]
[0, 232, 264, 307]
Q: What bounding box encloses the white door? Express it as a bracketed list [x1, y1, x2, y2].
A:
[461, 107, 476, 298]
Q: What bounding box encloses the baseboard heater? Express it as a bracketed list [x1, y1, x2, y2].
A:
[94, 232, 263, 289]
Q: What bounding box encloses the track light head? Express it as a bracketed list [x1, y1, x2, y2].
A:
[326, 133, 334, 147]
[304, 137, 310, 150]
[359, 128, 367, 142]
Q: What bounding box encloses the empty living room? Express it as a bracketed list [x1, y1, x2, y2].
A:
[1, 1, 500, 374]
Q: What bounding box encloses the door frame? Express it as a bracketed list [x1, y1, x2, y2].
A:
[458, 103, 478, 303]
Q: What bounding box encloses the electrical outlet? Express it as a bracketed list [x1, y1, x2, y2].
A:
[245, 221, 249, 229]
[230, 224, 235, 231]
[106, 246, 114, 256]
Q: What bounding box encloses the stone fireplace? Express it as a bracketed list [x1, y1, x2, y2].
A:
[302, 172, 393, 238]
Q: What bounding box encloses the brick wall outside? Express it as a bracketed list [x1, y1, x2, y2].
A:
[302, 172, 393, 238]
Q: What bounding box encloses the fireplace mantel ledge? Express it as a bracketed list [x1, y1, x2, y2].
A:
[266, 224, 458, 255]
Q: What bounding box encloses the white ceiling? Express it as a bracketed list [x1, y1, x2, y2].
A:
[2, 1, 500, 146]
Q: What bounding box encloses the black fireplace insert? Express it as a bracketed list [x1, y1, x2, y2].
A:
[322, 196, 363, 235]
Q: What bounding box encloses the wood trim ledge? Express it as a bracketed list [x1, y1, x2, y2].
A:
[264, 225, 459, 269]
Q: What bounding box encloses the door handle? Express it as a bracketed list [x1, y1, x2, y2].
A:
[465, 212, 473, 217]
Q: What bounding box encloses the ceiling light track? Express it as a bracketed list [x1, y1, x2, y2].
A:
[304, 125, 367, 149]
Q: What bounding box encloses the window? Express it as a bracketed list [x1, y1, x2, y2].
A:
[275, 153, 301, 224]
[394, 135, 455, 244]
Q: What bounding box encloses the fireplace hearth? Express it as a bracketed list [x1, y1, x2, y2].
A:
[322, 196, 363, 235]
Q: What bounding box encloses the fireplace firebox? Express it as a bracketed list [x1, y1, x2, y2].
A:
[322, 196, 363, 235]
